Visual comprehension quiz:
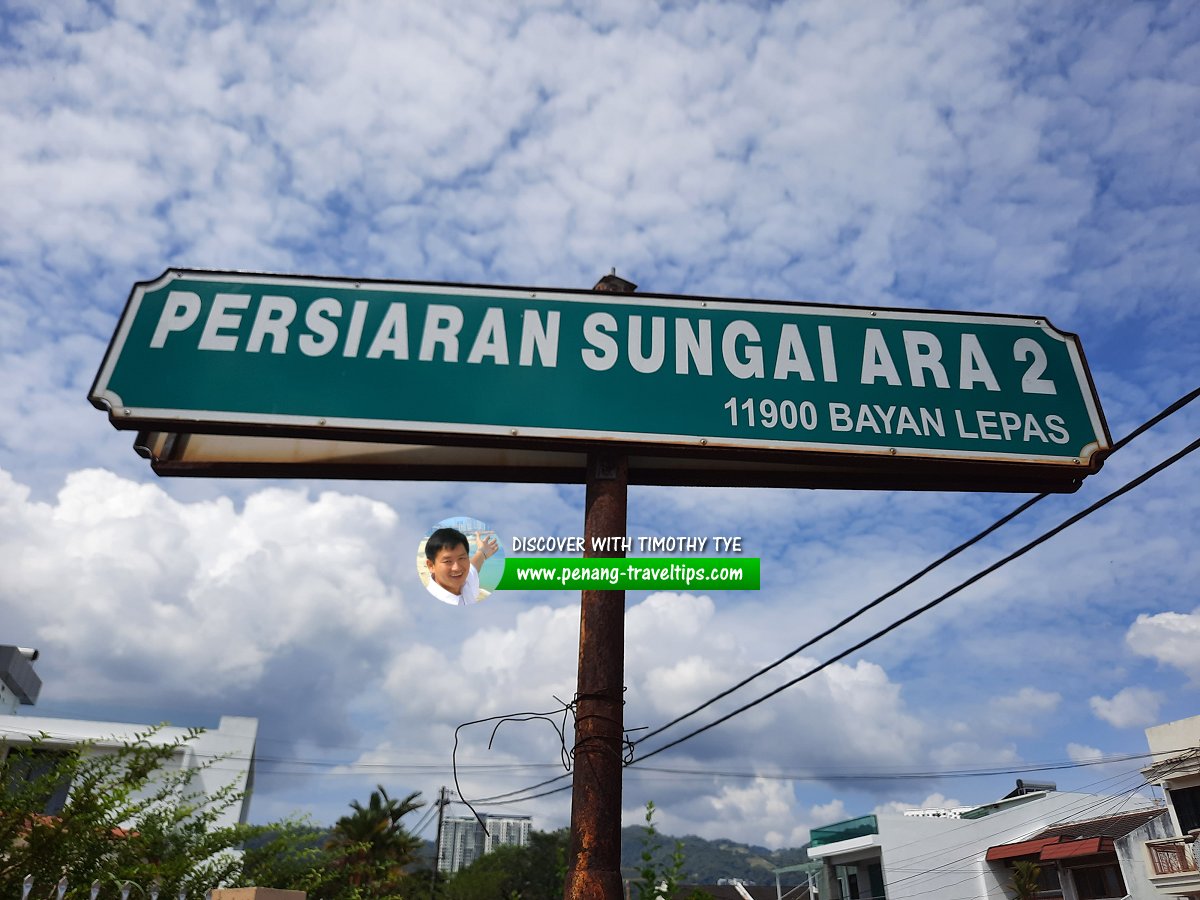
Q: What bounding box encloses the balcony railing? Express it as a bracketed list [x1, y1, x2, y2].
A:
[810, 815, 879, 847]
[1146, 838, 1199, 876]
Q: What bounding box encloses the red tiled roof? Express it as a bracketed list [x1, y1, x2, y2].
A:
[19, 812, 135, 839]
[1035, 809, 1166, 841]
[986, 837, 1062, 861]
[1040, 837, 1112, 860]
[987, 808, 1168, 863]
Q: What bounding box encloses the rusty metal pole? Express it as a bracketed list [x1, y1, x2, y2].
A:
[564, 271, 635, 900]
[564, 451, 628, 900]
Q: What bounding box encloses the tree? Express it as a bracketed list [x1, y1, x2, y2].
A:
[0, 728, 248, 898]
[445, 828, 568, 900]
[326, 785, 425, 895]
[635, 801, 684, 900]
[0, 731, 434, 900]
[633, 803, 712, 900]
[1007, 860, 1044, 900]
[240, 818, 342, 895]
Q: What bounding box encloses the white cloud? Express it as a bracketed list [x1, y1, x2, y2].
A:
[637, 782, 854, 850]
[367, 585, 945, 843]
[931, 742, 1019, 769]
[378, 587, 930, 775]
[1089, 687, 1164, 729]
[381, 603, 582, 727]
[1064, 741, 1147, 783]
[0, 466, 406, 736]
[707, 777, 795, 836]
[809, 798, 850, 829]
[2, 0, 1200, 845]
[1126, 608, 1200, 681]
[1066, 743, 1104, 763]
[2, 0, 1184, 334]
[992, 687, 1062, 716]
[874, 792, 966, 816]
[988, 687, 1062, 735]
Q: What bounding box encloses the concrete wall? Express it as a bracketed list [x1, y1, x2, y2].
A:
[1117, 812, 1174, 900]
[213, 890, 305, 900]
[1145, 716, 1200, 766]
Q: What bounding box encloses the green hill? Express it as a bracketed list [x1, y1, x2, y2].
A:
[619, 826, 810, 885]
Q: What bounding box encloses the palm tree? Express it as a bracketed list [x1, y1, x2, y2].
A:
[329, 785, 425, 890]
[1007, 860, 1043, 900]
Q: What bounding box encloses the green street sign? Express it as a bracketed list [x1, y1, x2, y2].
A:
[90, 270, 1111, 486]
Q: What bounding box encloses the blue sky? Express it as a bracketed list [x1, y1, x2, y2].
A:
[1, 1, 1198, 848]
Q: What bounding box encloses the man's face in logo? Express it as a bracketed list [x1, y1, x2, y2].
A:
[427, 544, 471, 593]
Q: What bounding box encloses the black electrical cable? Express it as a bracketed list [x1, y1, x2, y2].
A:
[450, 703, 574, 828]
[629, 748, 1167, 782]
[409, 800, 439, 836]
[469, 783, 574, 806]
[466, 771, 574, 803]
[458, 744, 1199, 808]
[630, 434, 1200, 765]
[632, 387, 1199, 749]
[632, 492, 1043, 747]
[446, 389, 1200, 808]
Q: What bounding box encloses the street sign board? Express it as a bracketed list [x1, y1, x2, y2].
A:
[90, 270, 1111, 490]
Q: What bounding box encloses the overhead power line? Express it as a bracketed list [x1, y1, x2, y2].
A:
[633, 386, 1200, 749]
[632, 491, 1043, 748]
[630, 432, 1200, 764]
[469, 783, 574, 806]
[628, 747, 1170, 782]
[463, 741, 1193, 809]
[440, 389, 1200, 809]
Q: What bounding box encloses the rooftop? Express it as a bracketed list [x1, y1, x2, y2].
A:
[1036, 808, 1169, 841]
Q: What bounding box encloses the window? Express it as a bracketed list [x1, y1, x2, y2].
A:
[1167, 785, 1200, 834]
[835, 863, 860, 900]
[1006, 860, 1062, 898]
[834, 862, 886, 900]
[1036, 865, 1062, 894]
[1071, 864, 1126, 900]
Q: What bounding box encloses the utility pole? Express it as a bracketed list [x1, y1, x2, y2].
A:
[431, 786, 449, 899]
[563, 271, 635, 900]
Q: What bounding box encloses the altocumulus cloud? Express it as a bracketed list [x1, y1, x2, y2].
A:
[6, 1, 1198, 331]
[2, 0, 1200, 843]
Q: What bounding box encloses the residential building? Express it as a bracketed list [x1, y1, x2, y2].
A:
[808, 786, 1166, 900]
[1141, 714, 1200, 900]
[437, 813, 533, 873]
[0, 645, 258, 829]
[985, 806, 1170, 900]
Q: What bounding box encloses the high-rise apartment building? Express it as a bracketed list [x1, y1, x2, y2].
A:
[437, 814, 533, 873]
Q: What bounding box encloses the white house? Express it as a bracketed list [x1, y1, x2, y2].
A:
[0, 645, 258, 830]
[807, 714, 1200, 900]
[807, 787, 1166, 900]
[1140, 714, 1200, 900]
